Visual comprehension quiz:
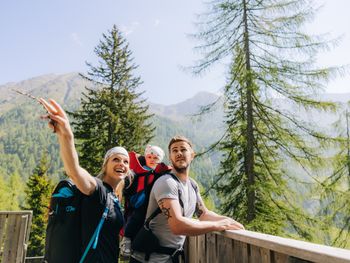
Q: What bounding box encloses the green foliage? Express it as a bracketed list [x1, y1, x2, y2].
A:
[193, 0, 339, 239]
[0, 104, 63, 183]
[318, 104, 350, 248]
[69, 25, 154, 175]
[24, 154, 54, 257]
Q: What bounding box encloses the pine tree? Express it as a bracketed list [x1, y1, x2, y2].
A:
[7, 172, 25, 210]
[70, 25, 154, 175]
[0, 174, 10, 210]
[319, 102, 350, 248]
[193, 0, 339, 238]
[24, 154, 53, 257]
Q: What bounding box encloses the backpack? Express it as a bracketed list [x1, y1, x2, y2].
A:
[122, 152, 172, 239]
[44, 179, 112, 263]
[131, 173, 198, 261]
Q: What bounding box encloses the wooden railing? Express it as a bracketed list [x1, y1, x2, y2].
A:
[0, 211, 32, 263]
[185, 230, 350, 263]
[15, 224, 350, 262]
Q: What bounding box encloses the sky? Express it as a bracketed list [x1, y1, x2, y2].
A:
[0, 0, 349, 105]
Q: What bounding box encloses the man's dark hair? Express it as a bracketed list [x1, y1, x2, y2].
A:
[168, 135, 193, 152]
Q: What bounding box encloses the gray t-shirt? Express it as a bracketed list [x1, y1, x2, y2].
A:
[132, 174, 200, 263]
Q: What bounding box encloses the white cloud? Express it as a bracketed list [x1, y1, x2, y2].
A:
[120, 21, 140, 36]
[70, 33, 83, 47]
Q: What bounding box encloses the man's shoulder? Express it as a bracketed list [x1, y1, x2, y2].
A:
[154, 173, 177, 186]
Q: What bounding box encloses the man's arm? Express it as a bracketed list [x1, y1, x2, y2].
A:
[194, 194, 244, 229]
[159, 198, 242, 236]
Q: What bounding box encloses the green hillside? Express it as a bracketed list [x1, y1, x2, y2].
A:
[1, 73, 349, 216]
[0, 73, 222, 208]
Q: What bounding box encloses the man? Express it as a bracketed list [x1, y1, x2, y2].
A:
[130, 135, 244, 263]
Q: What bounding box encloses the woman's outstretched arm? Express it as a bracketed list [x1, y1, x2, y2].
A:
[39, 98, 97, 195]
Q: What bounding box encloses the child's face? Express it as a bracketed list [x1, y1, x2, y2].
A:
[145, 153, 160, 169]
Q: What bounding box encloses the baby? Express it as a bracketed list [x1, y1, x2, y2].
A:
[120, 145, 171, 258]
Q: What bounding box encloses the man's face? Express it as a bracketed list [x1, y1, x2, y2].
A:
[145, 153, 160, 169]
[169, 141, 194, 172]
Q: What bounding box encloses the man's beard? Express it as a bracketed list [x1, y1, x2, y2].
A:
[173, 164, 189, 174]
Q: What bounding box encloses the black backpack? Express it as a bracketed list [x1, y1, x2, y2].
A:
[44, 179, 82, 263]
[44, 179, 112, 263]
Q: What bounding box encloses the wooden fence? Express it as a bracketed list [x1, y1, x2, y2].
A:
[0, 211, 32, 263]
[185, 230, 350, 263]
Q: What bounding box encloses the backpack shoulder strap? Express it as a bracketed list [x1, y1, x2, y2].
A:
[189, 178, 199, 193]
[144, 173, 184, 228]
[79, 192, 112, 263]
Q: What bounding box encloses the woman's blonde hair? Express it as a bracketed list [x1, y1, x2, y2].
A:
[97, 147, 131, 201]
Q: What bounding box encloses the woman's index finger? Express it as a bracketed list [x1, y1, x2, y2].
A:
[48, 98, 67, 117]
[39, 98, 58, 114]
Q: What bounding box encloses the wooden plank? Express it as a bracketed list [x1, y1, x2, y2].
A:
[242, 242, 249, 263]
[197, 234, 206, 263]
[260, 247, 271, 263]
[250, 245, 262, 263]
[187, 236, 197, 263]
[206, 232, 217, 263]
[217, 234, 234, 263]
[234, 240, 242, 263]
[2, 214, 19, 263]
[0, 212, 32, 263]
[0, 214, 7, 255]
[221, 230, 350, 263]
[16, 215, 29, 263]
[273, 251, 290, 263]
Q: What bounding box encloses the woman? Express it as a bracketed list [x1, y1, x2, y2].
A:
[40, 98, 126, 263]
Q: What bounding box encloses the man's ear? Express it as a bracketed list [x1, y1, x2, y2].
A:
[191, 150, 196, 160]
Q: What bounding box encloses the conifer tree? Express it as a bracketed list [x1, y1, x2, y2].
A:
[7, 172, 25, 210]
[24, 154, 53, 257]
[70, 25, 154, 175]
[320, 103, 350, 248]
[0, 174, 10, 210]
[193, 0, 338, 238]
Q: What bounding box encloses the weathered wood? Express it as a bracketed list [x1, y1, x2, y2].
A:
[221, 230, 350, 263]
[186, 230, 350, 263]
[250, 245, 262, 263]
[197, 234, 206, 263]
[187, 236, 197, 263]
[206, 232, 217, 263]
[260, 247, 271, 263]
[273, 251, 290, 263]
[16, 215, 29, 263]
[3, 214, 18, 262]
[217, 234, 234, 263]
[0, 211, 32, 263]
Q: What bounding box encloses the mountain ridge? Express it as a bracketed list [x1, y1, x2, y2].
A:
[2, 72, 349, 120]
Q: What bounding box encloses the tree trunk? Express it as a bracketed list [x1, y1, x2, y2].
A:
[242, 0, 255, 222]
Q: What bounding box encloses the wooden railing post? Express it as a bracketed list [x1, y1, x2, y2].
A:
[0, 211, 32, 263]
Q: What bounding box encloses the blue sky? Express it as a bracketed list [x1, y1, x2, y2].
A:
[0, 0, 349, 104]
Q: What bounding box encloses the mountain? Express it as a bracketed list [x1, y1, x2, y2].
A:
[0, 73, 224, 188]
[0, 73, 93, 114]
[0, 72, 349, 188]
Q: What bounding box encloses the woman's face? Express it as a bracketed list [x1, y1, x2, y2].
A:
[105, 153, 130, 182]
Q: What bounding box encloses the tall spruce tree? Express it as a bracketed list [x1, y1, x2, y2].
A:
[319, 103, 350, 248]
[70, 25, 154, 175]
[24, 154, 53, 257]
[193, 0, 338, 238]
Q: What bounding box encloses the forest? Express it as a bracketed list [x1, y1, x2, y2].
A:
[0, 0, 350, 257]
